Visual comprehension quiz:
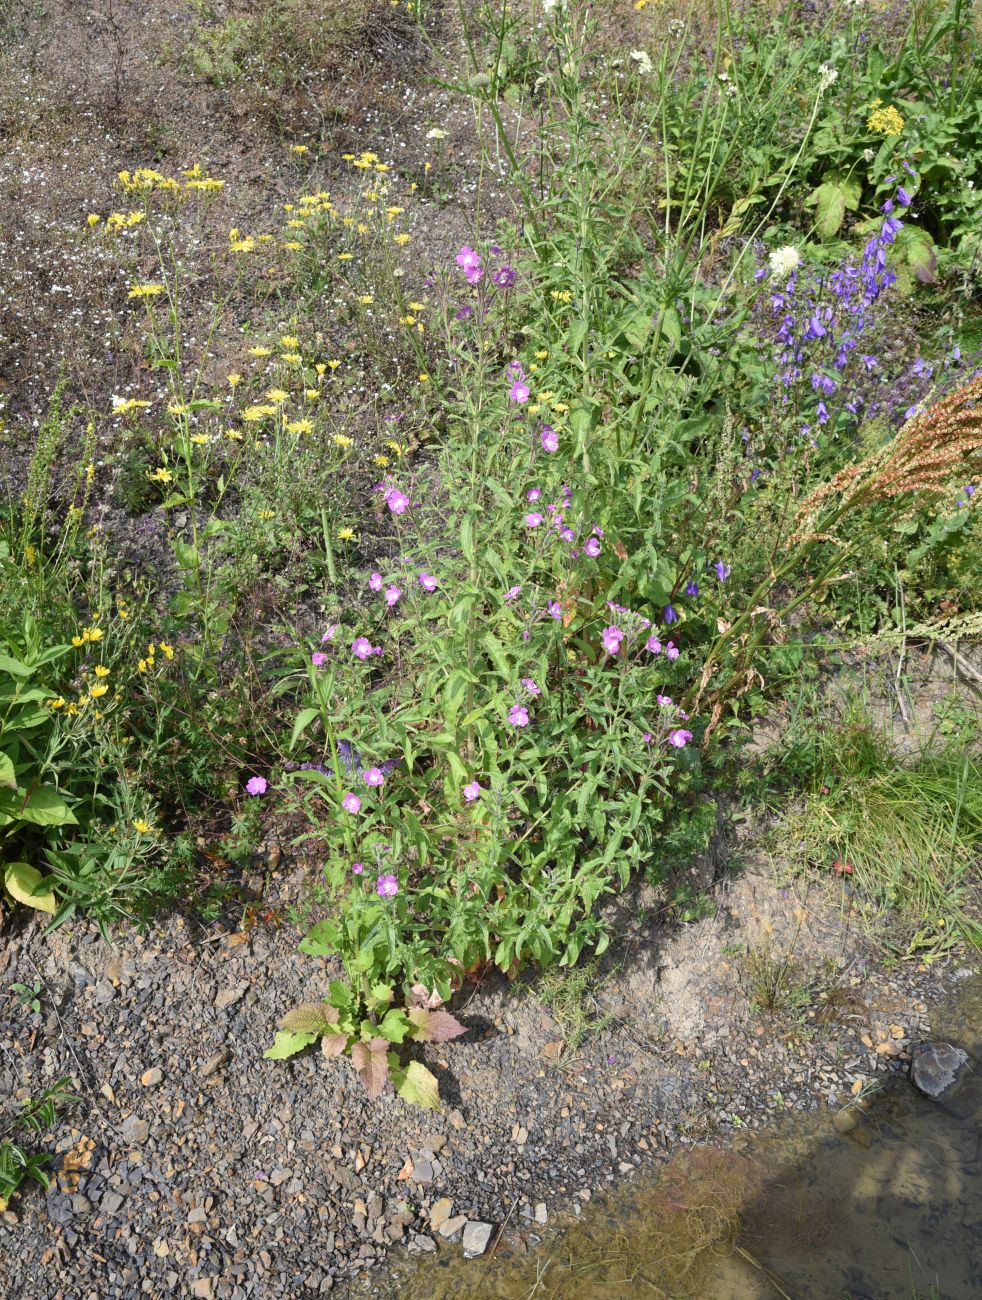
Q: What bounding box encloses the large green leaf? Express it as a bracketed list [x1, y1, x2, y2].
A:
[396, 1061, 442, 1111]
[0, 751, 16, 791]
[806, 172, 861, 239]
[4, 862, 57, 913]
[263, 1030, 316, 1059]
[10, 786, 77, 828]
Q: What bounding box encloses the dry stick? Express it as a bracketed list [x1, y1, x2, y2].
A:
[937, 640, 982, 690]
[731, 1242, 796, 1299]
[894, 573, 911, 726]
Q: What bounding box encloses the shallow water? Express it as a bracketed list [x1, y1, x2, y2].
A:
[383, 973, 981, 1299]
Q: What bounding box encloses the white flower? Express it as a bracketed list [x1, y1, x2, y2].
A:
[630, 49, 653, 76]
[768, 245, 801, 278]
[818, 62, 838, 92]
[543, 0, 564, 12]
[425, 128, 447, 140]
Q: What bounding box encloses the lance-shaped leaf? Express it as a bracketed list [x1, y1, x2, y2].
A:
[396, 1061, 442, 1111]
[351, 1036, 391, 1098]
[407, 1007, 467, 1043]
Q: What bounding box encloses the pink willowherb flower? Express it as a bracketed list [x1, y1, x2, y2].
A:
[508, 704, 529, 727]
[584, 536, 601, 558]
[419, 572, 438, 592]
[527, 487, 541, 502]
[521, 677, 541, 696]
[321, 625, 337, 642]
[668, 729, 693, 748]
[362, 767, 385, 787]
[385, 488, 409, 515]
[463, 780, 481, 802]
[376, 873, 399, 898]
[540, 426, 559, 453]
[646, 635, 662, 655]
[525, 512, 543, 528]
[311, 651, 327, 667]
[341, 792, 362, 814]
[504, 585, 522, 602]
[509, 379, 530, 404]
[352, 636, 375, 660]
[666, 642, 680, 661]
[352, 862, 365, 875]
[385, 585, 402, 607]
[369, 572, 383, 592]
[547, 600, 562, 620]
[246, 776, 268, 796]
[602, 625, 624, 655]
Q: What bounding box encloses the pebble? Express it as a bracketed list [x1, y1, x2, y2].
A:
[462, 1220, 494, 1257]
[140, 1068, 163, 1088]
[120, 1118, 149, 1145]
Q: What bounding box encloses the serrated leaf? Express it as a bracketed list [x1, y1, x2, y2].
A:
[351, 1036, 390, 1098]
[263, 1030, 316, 1060]
[377, 1008, 410, 1044]
[279, 1002, 336, 1035]
[4, 862, 57, 913]
[396, 1061, 442, 1111]
[407, 1007, 468, 1043]
[367, 982, 394, 1009]
[321, 1030, 348, 1059]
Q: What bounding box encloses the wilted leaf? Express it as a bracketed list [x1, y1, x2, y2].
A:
[263, 1030, 316, 1060]
[408, 1007, 467, 1044]
[351, 1036, 390, 1098]
[396, 1061, 442, 1111]
[321, 1029, 348, 1059]
[4, 862, 57, 913]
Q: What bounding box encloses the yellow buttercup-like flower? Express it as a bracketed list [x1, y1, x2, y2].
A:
[90, 683, 109, 699]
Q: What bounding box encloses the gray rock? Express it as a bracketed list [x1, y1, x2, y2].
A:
[407, 1232, 436, 1253]
[911, 1042, 969, 1099]
[462, 1220, 494, 1257]
[410, 1159, 434, 1184]
[120, 1117, 150, 1145]
[101, 1191, 126, 1216]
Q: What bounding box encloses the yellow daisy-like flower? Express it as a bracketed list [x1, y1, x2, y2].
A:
[393, 233, 411, 247]
[90, 683, 109, 699]
[333, 435, 353, 448]
[304, 389, 320, 400]
[85, 627, 103, 642]
[535, 350, 548, 360]
[374, 455, 390, 467]
[148, 467, 173, 483]
[249, 346, 272, 357]
[328, 359, 342, 369]
[338, 252, 354, 261]
[159, 642, 175, 660]
[337, 527, 356, 541]
[86, 213, 101, 227]
[48, 697, 66, 709]
[94, 665, 110, 678]
[266, 388, 289, 403]
[132, 819, 153, 834]
[283, 240, 303, 251]
[281, 352, 302, 365]
[281, 335, 299, 348]
[128, 283, 165, 300]
[290, 144, 309, 155]
[228, 373, 242, 387]
[190, 434, 209, 445]
[418, 373, 430, 383]
[257, 510, 275, 521]
[286, 419, 314, 435]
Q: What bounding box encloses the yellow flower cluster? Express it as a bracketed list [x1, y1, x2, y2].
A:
[103, 211, 145, 233]
[867, 101, 905, 135]
[128, 283, 165, 300]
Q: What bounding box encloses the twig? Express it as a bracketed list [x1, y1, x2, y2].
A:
[732, 1242, 796, 1299]
[937, 641, 982, 690]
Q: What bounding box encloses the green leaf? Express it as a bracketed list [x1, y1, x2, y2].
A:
[377, 1008, 410, 1044]
[14, 787, 77, 828]
[263, 1030, 316, 1060]
[290, 707, 320, 751]
[279, 1003, 335, 1035]
[299, 920, 338, 957]
[4, 863, 57, 914]
[806, 172, 861, 239]
[0, 751, 16, 791]
[0, 654, 32, 678]
[396, 1060, 442, 1111]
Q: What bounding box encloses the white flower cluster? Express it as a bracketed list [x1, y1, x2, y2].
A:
[630, 49, 653, 76]
[768, 245, 801, 278]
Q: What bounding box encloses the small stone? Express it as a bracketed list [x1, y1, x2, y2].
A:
[411, 1159, 434, 1185]
[408, 1232, 436, 1253]
[120, 1118, 149, 1145]
[215, 984, 247, 1011]
[140, 1068, 163, 1088]
[188, 1208, 207, 1224]
[199, 1049, 230, 1078]
[429, 1198, 454, 1230]
[911, 1042, 970, 1099]
[833, 1109, 858, 1135]
[534, 1203, 548, 1225]
[191, 1280, 216, 1300]
[420, 1134, 447, 1154]
[101, 1191, 125, 1216]
[462, 1221, 494, 1257]
[448, 1109, 465, 1131]
[436, 1213, 465, 1239]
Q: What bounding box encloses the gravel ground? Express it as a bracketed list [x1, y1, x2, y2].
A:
[1, 830, 974, 1299]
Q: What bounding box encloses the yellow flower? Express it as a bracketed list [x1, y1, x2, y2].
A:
[112, 397, 151, 415]
[132, 819, 153, 834]
[85, 627, 103, 642]
[283, 240, 303, 251]
[148, 467, 173, 483]
[190, 434, 209, 445]
[94, 665, 110, 678]
[418, 373, 430, 383]
[72, 635, 84, 648]
[408, 302, 426, 312]
[230, 236, 256, 253]
[167, 402, 189, 416]
[328, 358, 342, 369]
[337, 527, 356, 541]
[290, 144, 309, 155]
[393, 233, 411, 247]
[338, 252, 354, 261]
[137, 659, 148, 673]
[228, 373, 242, 387]
[128, 283, 165, 300]
[374, 455, 390, 467]
[47, 697, 66, 709]
[159, 642, 175, 659]
[266, 388, 289, 403]
[257, 510, 275, 520]
[535, 350, 548, 360]
[304, 389, 320, 400]
[87, 213, 101, 227]
[249, 346, 272, 357]
[281, 352, 302, 364]
[281, 335, 299, 348]
[286, 419, 314, 435]
[333, 435, 353, 448]
[867, 103, 905, 135]
[90, 683, 109, 699]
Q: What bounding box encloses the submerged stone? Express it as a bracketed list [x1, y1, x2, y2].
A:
[910, 1041, 970, 1099]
